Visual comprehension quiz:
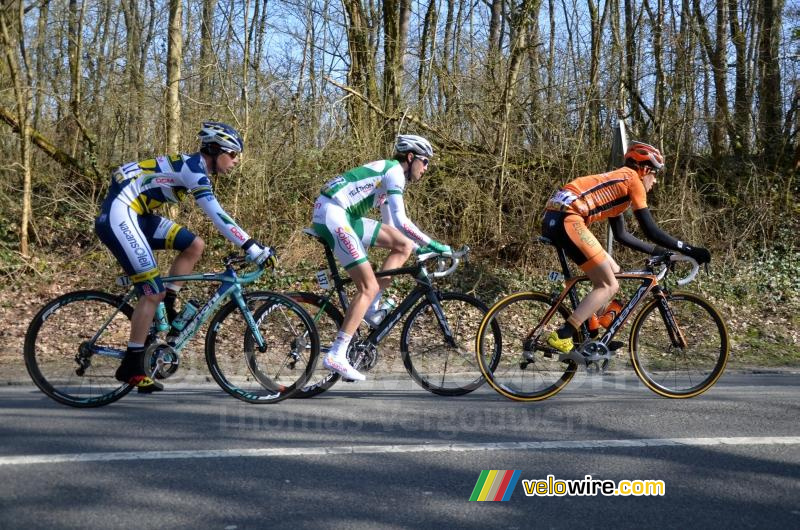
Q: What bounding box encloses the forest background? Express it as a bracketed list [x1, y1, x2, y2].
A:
[0, 0, 798, 368]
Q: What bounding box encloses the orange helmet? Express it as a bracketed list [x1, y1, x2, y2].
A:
[625, 142, 664, 172]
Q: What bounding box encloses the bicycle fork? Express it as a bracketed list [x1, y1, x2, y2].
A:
[654, 292, 688, 349]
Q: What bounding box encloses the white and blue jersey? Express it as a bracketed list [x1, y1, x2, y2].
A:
[95, 153, 252, 294]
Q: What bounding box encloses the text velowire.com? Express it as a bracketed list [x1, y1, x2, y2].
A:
[522, 475, 665, 497]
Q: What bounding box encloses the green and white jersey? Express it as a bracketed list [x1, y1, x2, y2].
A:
[320, 160, 405, 217]
[316, 159, 434, 250]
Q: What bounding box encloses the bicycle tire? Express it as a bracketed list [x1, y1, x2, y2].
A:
[23, 290, 134, 408]
[401, 292, 500, 396]
[205, 291, 320, 404]
[284, 292, 343, 398]
[630, 291, 729, 398]
[476, 291, 579, 402]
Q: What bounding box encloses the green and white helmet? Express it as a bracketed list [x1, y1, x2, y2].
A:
[395, 134, 433, 158]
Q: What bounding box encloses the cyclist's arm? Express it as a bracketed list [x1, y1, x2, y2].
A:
[632, 207, 684, 253]
[189, 177, 252, 248]
[608, 214, 661, 254]
[380, 193, 432, 247]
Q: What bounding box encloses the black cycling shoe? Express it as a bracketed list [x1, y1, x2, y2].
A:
[115, 349, 164, 393]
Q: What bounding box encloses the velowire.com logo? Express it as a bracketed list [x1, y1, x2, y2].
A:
[469, 470, 521, 501]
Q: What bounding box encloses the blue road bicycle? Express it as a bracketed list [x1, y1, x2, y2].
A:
[24, 254, 320, 407]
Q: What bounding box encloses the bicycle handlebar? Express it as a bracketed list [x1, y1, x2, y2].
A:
[650, 253, 700, 286]
[417, 245, 470, 279]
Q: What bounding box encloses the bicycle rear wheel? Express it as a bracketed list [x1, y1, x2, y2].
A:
[476, 291, 578, 401]
[284, 292, 342, 398]
[630, 292, 729, 398]
[24, 290, 134, 407]
[205, 291, 320, 404]
[401, 292, 499, 396]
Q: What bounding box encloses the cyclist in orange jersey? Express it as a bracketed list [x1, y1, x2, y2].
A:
[541, 142, 711, 353]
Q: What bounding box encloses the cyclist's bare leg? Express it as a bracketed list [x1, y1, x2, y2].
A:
[129, 291, 166, 344]
[567, 257, 621, 327]
[166, 237, 205, 288]
[372, 225, 414, 290]
[340, 263, 380, 336]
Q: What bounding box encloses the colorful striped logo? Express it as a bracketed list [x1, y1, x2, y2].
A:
[469, 470, 521, 501]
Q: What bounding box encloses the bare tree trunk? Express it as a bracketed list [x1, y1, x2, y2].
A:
[756, 0, 784, 167]
[488, 0, 503, 80]
[496, 0, 540, 234]
[645, 0, 665, 138]
[728, 0, 751, 155]
[199, 0, 217, 103]
[166, 0, 183, 152]
[694, 0, 731, 157]
[343, 0, 378, 136]
[1, 4, 34, 257]
[68, 0, 86, 156]
[383, 0, 398, 122]
[418, 0, 437, 111]
[33, 0, 50, 130]
[585, 0, 603, 147]
[609, 0, 625, 117]
[121, 0, 143, 156]
[441, 0, 455, 114]
[624, 0, 643, 135]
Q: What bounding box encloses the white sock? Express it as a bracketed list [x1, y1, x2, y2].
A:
[164, 282, 182, 292]
[329, 331, 352, 358]
[127, 341, 145, 350]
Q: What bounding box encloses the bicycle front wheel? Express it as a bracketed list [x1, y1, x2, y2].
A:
[23, 290, 134, 407]
[630, 291, 729, 398]
[401, 292, 499, 396]
[476, 292, 578, 402]
[205, 291, 320, 404]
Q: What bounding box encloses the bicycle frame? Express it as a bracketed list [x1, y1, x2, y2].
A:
[315, 238, 455, 349]
[542, 241, 678, 350]
[86, 263, 268, 360]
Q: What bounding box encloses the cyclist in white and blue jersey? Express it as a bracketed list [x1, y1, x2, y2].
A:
[311, 134, 451, 381]
[95, 122, 275, 392]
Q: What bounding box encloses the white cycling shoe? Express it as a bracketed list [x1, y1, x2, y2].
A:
[322, 353, 366, 381]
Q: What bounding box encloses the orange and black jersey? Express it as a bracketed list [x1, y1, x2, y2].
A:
[546, 166, 647, 224]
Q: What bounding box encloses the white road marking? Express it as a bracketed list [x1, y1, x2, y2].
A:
[1, 436, 798, 466]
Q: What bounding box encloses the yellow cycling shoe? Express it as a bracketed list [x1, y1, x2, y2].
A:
[547, 331, 574, 353]
[129, 375, 164, 393]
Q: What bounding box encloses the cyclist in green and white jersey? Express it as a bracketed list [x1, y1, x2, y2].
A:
[311, 135, 451, 380]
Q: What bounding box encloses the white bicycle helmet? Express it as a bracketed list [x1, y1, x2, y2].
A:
[198, 121, 244, 153]
[395, 134, 434, 158]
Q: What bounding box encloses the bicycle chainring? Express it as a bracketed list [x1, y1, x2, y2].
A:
[143, 341, 180, 380]
[347, 341, 379, 372]
[580, 341, 611, 374]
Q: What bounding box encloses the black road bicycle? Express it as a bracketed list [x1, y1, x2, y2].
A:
[286, 228, 502, 397]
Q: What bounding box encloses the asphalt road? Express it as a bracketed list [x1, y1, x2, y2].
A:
[1, 372, 798, 529]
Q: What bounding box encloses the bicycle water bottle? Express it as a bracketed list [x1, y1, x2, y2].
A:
[587, 314, 601, 337]
[598, 299, 623, 328]
[154, 302, 170, 332]
[380, 297, 397, 313]
[171, 300, 200, 331]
